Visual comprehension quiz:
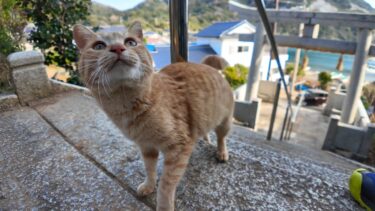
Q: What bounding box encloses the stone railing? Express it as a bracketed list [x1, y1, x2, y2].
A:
[6, 51, 90, 106]
[324, 87, 370, 127]
[322, 87, 374, 160]
[322, 115, 375, 161]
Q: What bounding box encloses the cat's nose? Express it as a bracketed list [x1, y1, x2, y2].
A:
[110, 44, 126, 55]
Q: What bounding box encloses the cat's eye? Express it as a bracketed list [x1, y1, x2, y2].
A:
[93, 42, 106, 50]
[125, 38, 137, 47]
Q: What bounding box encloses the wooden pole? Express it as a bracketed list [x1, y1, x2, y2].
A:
[341, 28, 373, 124]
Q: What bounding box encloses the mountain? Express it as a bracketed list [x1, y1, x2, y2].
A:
[88, 1, 125, 26]
[122, 0, 237, 33]
[88, 0, 374, 40]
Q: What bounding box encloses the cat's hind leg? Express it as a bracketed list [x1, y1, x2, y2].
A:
[137, 147, 159, 196]
[215, 117, 231, 162]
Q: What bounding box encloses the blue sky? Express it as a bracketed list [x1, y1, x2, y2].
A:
[364, 0, 375, 8]
[93, 0, 145, 10]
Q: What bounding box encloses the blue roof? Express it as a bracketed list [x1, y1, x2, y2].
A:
[195, 20, 244, 38]
[150, 44, 217, 70]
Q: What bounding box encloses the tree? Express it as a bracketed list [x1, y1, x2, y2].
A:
[318, 71, 332, 90]
[19, 0, 91, 85]
[223, 64, 248, 89]
[0, 0, 27, 93]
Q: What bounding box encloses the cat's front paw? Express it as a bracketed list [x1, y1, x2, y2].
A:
[137, 182, 155, 196]
[216, 150, 229, 162]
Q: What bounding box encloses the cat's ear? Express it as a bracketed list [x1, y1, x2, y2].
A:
[73, 24, 96, 50]
[128, 21, 143, 40]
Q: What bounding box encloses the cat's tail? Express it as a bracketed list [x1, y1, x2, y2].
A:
[201, 55, 229, 71]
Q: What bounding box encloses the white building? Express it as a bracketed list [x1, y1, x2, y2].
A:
[195, 20, 256, 67]
[195, 20, 289, 81]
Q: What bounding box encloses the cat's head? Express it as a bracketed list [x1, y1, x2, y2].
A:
[73, 21, 153, 92]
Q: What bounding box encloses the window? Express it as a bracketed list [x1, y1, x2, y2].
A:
[237, 46, 249, 52]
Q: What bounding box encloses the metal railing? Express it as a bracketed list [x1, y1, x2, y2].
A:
[254, 0, 293, 141]
[168, 0, 293, 141]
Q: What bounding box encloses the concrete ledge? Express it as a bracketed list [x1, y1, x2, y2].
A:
[50, 79, 91, 95]
[323, 114, 374, 160]
[234, 99, 261, 129]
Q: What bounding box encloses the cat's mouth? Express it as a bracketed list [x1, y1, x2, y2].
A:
[118, 54, 138, 66]
[106, 55, 136, 71]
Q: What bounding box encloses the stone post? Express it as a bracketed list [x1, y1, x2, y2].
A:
[358, 124, 375, 158]
[341, 28, 373, 124]
[245, 22, 266, 101]
[322, 115, 340, 151]
[7, 51, 51, 105]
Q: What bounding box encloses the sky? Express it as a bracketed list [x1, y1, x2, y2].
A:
[93, 0, 375, 10]
[364, 0, 375, 8]
[93, 0, 145, 10]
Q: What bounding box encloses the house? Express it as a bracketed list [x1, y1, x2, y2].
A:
[195, 20, 256, 67]
[149, 19, 289, 82]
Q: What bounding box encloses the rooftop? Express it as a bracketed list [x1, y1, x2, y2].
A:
[195, 20, 254, 38]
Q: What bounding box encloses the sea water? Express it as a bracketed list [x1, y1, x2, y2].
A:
[287, 48, 375, 82]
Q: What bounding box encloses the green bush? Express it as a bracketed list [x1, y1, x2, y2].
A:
[0, 0, 27, 93]
[223, 64, 248, 89]
[19, 0, 91, 86]
[318, 71, 332, 90]
[285, 63, 305, 77]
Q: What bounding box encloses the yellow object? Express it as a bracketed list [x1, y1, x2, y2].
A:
[349, 168, 372, 211]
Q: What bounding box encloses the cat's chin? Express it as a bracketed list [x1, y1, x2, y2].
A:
[106, 61, 144, 88]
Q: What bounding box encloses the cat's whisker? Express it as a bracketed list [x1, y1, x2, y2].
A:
[100, 70, 111, 98]
[96, 71, 104, 108]
[104, 73, 113, 92]
[88, 68, 99, 86]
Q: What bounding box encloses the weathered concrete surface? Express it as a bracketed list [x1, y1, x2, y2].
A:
[0, 107, 150, 210]
[0, 94, 20, 112]
[30, 91, 364, 210]
[8, 51, 52, 105]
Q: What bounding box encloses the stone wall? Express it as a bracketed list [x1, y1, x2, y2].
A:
[234, 80, 278, 102]
[322, 115, 375, 161]
[324, 87, 370, 127]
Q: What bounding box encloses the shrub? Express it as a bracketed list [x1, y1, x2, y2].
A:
[223, 64, 248, 89]
[318, 71, 332, 90]
[19, 0, 91, 85]
[0, 0, 27, 93]
[285, 63, 305, 77]
[362, 82, 375, 111]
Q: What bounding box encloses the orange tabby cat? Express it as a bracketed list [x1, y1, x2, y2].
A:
[73, 21, 234, 211]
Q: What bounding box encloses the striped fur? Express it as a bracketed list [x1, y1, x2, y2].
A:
[73, 22, 234, 211]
